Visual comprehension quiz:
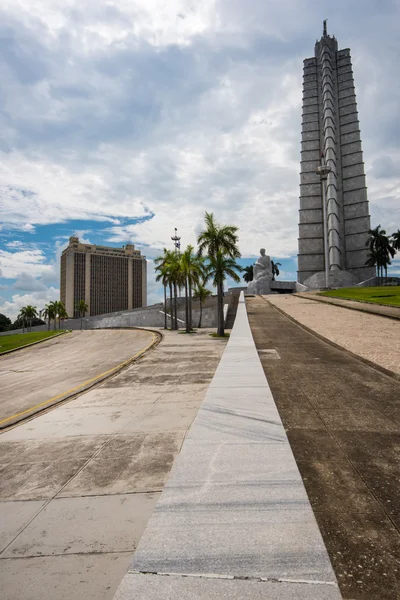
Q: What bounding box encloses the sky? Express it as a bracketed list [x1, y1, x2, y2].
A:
[0, 0, 399, 320]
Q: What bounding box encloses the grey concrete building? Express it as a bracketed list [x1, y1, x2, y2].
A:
[298, 23, 375, 287]
[60, 237, 147, 317]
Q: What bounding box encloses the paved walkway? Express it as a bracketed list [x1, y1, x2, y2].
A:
[268, 294, 400, 377]
[0, 329, 227, 600]
[296, 291, 400, 320]
[247, 296, 400, 599]
[113, 294, 341, 599]
[0, 329, 154, 427]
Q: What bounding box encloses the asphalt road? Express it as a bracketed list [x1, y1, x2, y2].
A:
[0, 328, 227, 600]
[247, 296, 400, 600]
[0, 329, 154, 425]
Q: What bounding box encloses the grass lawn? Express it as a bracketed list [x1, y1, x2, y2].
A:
[319, 286, 400, 307]
[0, 330, 67, 354]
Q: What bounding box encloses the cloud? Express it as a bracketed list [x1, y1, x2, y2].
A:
[0, 248, 54, 279]
[0, 287, 60, 321]
[0, 0, 399, 314]
[12, 272, 48, 292]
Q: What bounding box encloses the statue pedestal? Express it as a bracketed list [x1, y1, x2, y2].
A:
[247, 276, 271, 295]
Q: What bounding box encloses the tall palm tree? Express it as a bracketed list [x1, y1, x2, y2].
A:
[197, 212, 241, 336]
[43, 303, 55, 330]
[58, 303, 68, 329]
[242, 265, 254, 283]
[76, 300, 88, 330]
[47, 300, 59, 330]
[271, 261, 281, 281]
[365, 225, 394, 282]
[19, 305, 38, 332]
[154, 249, 169, 329]
[180, 245, 203, 332]
[391, 229, 400, 252]
[208, 251, 242, 336]
[193, 284, 212, 328]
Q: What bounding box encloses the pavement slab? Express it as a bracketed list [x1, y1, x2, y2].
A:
[268, 294, 400, 376]
[0, 328, 227, 599]
[247, 295, 400, 599]
[0, 329, 155, 425]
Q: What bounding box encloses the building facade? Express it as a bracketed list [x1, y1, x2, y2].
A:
[298, 23, 375, 287]
[60, 237, 147, 317]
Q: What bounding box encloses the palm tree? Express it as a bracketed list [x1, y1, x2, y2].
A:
[43, 303, 55, 330]
[46, 300, 60, 330]
[76, 300, 88, 330]
[391, 229, 400, 252]
[18, 305, 38, 332]
[208, 251, 242, 336]
[180, 245, 203, 332]
[365, 225, 394, 282]
[58, 303, 68, 329]
[242, 265, 254, 283]
[193, 284, 212, 328]
[154, 250, 169, 330]
[197, 212, 241, 336]
[271, 260, 281, 281]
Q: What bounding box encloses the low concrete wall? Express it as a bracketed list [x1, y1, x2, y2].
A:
[112, 292, 341, 599]
[0, 300, 219, 336]
[0, 324, 49, 336]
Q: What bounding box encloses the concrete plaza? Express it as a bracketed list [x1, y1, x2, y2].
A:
[0, 328, 227, 600]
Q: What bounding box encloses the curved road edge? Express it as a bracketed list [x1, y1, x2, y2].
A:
[264, 297, 400, 383]
[0, 328, 163, 432]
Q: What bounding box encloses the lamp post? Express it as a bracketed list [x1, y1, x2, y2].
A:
[171, 228, 181, 254]
[316, 162, 332, 288]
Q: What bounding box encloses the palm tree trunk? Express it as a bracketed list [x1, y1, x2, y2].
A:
[163, 285, 167, 329]
[169, 283, 173, 330]
[80, 314, 83, 330]
[188, 280, 192, 331]
[185, 278, 190, 333]
[48, 317, 50, 331]
[217, 281, 224, 337]
[198, 300, 203, 329]
[173, 282, 178, 330]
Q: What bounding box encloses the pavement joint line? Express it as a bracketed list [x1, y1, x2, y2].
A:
[0, 550, 134, 560]
[0, 330, 161, 429]
[130, 571, 339, 586]
[0, 332, 163, 554]
[262, 296, 400, 382]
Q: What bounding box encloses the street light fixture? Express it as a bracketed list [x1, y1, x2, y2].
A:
[316, 162, 332, 288]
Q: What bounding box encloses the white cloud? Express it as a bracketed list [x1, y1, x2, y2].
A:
[12, 273, 48, 292]
[0, 0, 399, 310]
[0, 249, 54, 279]
[0, 287, 60, 321]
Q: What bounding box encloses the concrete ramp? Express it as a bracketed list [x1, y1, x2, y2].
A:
[113, 292, 342, 599]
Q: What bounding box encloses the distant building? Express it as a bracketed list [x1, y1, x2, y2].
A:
[297, 22, 375, 288]
[60, 237, 147, 317]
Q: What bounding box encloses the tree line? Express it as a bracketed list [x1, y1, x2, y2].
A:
[365, 226, 400, 280]
[155, 212, 242, 337]
[0, 299, 89, 333]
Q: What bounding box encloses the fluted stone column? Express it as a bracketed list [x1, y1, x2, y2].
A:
[298, 25, 375, 287]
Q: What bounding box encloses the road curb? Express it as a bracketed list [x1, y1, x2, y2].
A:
[0, 330, 70, 356]
[0, 329, 162, 431]
[264, 297, 400, 383]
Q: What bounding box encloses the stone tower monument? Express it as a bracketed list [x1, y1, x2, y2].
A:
[297, 22, 375, 288]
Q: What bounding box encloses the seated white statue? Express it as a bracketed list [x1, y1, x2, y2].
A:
[247, 248, 273, 295]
